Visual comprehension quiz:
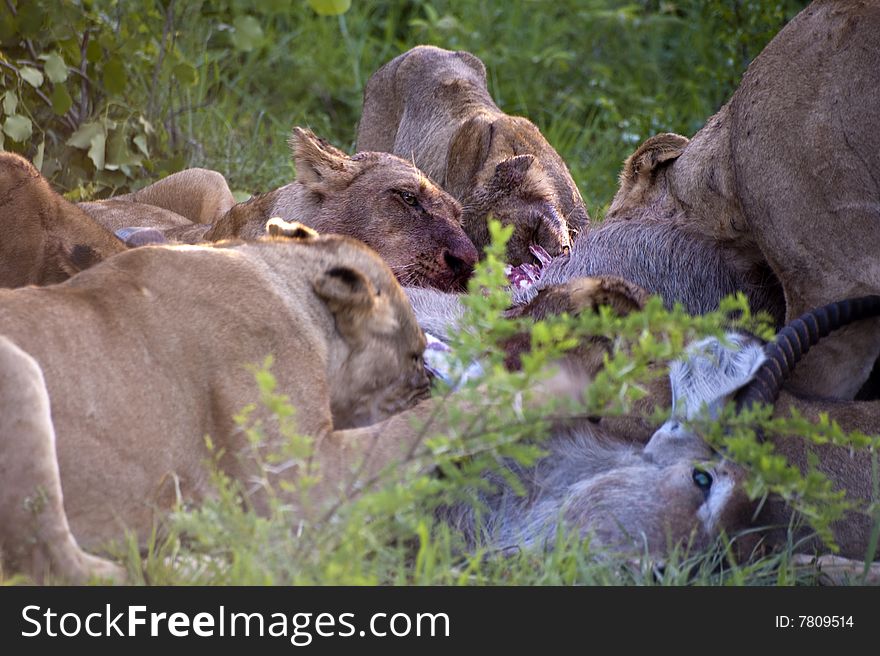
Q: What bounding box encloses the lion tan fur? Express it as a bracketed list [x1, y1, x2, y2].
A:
[79, 167, 235, 234]
[100, 128, 480, 292]
[356, 45, 589, 265]
[0, 230, 433, 583]
[0, 152, 127, 287]
[604, 1, 880, 400]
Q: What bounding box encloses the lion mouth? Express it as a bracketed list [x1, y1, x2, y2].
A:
[392, 253, 474, 292]
[505, 243, 552, 290]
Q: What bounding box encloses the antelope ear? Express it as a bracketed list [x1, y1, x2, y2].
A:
[265, 217, 319, 240]
[289, 126, 359, 194]
[115, 226, 168, 247]
[619, 133, 689, 187]
[313, 266, 398, 342]
[506, 275, 648, 320]
[445, 114, 494, 199]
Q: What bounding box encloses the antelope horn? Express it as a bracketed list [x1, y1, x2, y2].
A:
[735, 295, 880, 410]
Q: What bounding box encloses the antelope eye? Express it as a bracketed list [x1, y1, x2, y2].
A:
[397, 190, 419, 206]
[692, 468, 713, 493]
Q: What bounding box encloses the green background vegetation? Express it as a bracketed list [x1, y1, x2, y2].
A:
[2, 0, 807, 213]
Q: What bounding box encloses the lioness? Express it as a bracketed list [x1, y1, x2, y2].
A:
[79, 167, 236, 232]
[0, 226, 432, 583]
[0, 152, 127, 287]
[96, 128, 480, 292]
[603, 0, 880, 400]
[356, 45, 589, 265]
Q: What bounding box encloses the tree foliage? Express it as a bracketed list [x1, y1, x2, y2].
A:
[1, 0, 807, 206]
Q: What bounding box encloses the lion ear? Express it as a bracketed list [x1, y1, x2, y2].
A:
[445, 114, 494, 199]
[619, 133, 689, 187]
[290, 127, 358, 193]
[608, 133, 689, 218]
[489, 154, 536, 193]
[265, 217, 319, 240]
[313, 266, 397, 342]
[566, 275, 648, 317]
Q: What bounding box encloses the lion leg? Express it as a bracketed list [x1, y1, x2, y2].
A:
[115, 168, 235, 224]
[0, 336, 125, 583]
[730, 15, 880, 400]
[734, 154, 880, 400]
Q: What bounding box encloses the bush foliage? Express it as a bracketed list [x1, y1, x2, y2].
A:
[2, 0, 807, 208]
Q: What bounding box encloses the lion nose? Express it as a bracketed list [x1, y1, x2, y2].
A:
[442, 239, 478, 279]
[443, 250, 471, 277]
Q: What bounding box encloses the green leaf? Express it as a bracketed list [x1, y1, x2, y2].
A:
[17, 2, 43, 37]
[33, 141, 45, 172]
[51, 84, 73, 116]
[19, 66, 44, 88]
[2, 90, 17, 116]
[88, 131, 106, 171]
[2, 114, 32, 142]
[86, 40, 102, 64]
[102, 57, 126, 95]
[231, 15, 264, 52]
[105, 127, 141, 170]
[172, 62, 198, 86]
[67, 121, 105, 149]
[43, 52, 69, 84]
[133, 134, 149, 157]
[138, 116, 155, 136]
[307, 0, 351, 16]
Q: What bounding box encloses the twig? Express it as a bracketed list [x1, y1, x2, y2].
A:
[148, 0, 175, 120]
[77, 31, 90, 126]
[4, 0, 42, 64]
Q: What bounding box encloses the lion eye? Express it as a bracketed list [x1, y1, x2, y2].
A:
[398, 190, 419, 207]
[692, 468, 713, 496]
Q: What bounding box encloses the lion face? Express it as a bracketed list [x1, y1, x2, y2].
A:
[334, 155, 478, 292]
[291, 129, 479, 293]
[308, 239, 431, 428]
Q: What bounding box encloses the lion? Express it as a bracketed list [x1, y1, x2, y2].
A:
[91, 128, 480, 292]
[356, 45, 590, 266]
[602, 0, 880, 400]
[77, 167, 236, 247]
[0, 219, 437, 583]
[79, 167, 235, 231]
[0, 221, 773, 581]
[0, 152, 127, 287]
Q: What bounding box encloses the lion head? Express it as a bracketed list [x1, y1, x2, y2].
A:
[287, 128, 479, 292]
